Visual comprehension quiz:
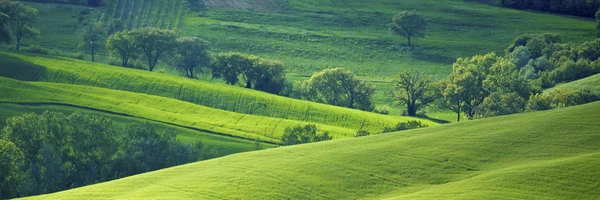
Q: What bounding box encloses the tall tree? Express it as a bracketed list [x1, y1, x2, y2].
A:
[0, 139, 26, 199]
[389, 10, 428, 47]
[253, 58, 286, 94]
[393, 70, 436, 116]
[131, 28, 177, 71]
[175, 36, 211, 78]
[303, 68, 376, 111]
[0, 0, 39, 50]
[106, 30, 137, 67]
[80, 22, 105, 62]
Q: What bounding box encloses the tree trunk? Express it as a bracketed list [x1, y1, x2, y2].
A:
[122, 57, 128, 68]
[91, 47, 96, 62]
[407, 36, 411, 47]
[189, 68, 194, 79]
[407, 104, 417, 116]
[16, 38, 21, 51]
[245, 80, 252, 88]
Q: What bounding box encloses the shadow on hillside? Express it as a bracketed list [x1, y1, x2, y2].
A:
[0, 54, 47, 81]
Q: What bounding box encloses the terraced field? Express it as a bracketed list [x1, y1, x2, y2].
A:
[21, 101, 600, 199]
[100, 0, 186, 30]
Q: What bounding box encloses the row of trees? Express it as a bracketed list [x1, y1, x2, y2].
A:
[0, 112, 215, 199]
[499, 0, 600, 18]
[392, 34, 600, 121]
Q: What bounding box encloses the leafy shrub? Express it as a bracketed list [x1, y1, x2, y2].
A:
[551, 59, 598, 83]
[373, 105, 390, 115]
[526, 93, 553, 112]
[22, 45, 49, 54]
[477, 92, 525, 118]
[71, 52, 84, 60]
[281, 124, 331, 145]
[355, 130, 371, 137]
[382, 120, 428, 133]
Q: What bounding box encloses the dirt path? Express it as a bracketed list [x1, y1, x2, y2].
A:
[204, 0, 284, 12]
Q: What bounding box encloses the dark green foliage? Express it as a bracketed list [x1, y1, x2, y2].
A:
[382, 120, 428, 133]
[107, 19, 125, 36]
[0, 111, 213, 199]
[130, 28, 177, 71]
[106, 30, 137, 67]
[597, 9, 600, 38]
[354, 130, 371, 137]
[175, 36, 211, 78]
[477, 92, 525, 118]
[22, 44, 49, 54]
[500, 0, 600, 18]
[281, 124, 331, 146]
[393, 70, 436, 116]
[211, 52, 287, 94]
[0, 0, 40, 50]
[389, 10, 428, 47]
[302, 68, 376, 111]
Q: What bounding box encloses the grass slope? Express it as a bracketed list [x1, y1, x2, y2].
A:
[550, 73, 600, 96]
[0, 52, 435, 137]
[22, 101, 600, 199]
[0, 103, 270, 156]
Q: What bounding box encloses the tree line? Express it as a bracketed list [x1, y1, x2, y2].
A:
[499, 0, 600, 18]
[0, 111, 216, 199]
[393, 34, 600, 121]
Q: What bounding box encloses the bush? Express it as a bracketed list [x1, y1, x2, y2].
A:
[281, 124, 331, 145]
[477, 92, 525, 118]
[22, 45, 49, 54]
[373, 105, 390, 115]
[382, 120, 428, 133]
[355, 130, 371, 137]
[71, 52, 84, 60]
[551, 59, 598, 83]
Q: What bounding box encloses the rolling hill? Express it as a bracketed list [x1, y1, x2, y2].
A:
[0, 103, 272, 156]
[550, 73, 600, 96]
[20, 101, 600, 199]
[0, 52, 436, 143]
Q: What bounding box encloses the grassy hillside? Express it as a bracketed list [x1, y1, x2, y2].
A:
[0, 52, 435, 138]
[21, 101, 600, 199]
[551, 73, 600, 96]
[0, 103, 271, 156]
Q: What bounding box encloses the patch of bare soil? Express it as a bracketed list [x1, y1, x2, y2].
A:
[204, 0, 285, 12]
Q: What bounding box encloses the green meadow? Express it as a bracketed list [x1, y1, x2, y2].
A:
[22, 101, 600, 199]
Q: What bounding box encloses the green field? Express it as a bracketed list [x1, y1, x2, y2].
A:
[20, 0, 595, 116]
[0, 103, 270, 156]
[21, 101, 600, 199]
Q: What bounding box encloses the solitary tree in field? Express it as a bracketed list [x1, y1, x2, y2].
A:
[131, 28, 177, 71]
[0, 0, 39, 50]
[80, 22, 105, 62]
[106, 30, 137, 67]
[389, 10, 428, 47]
[175, 36, 211, 78]
[303, 68, 376, 111]
[393, 70, 436, 116]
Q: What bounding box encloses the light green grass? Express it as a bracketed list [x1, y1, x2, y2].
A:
[550, 73, 600, 95]
[0, 52, 436, 138]
[20, 101, 600, 199]
[0, 103, 271, 156]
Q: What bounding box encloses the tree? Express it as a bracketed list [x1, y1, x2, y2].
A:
[106, 30, 137, 67]
[0, 11, 10, 42]
[476, 92, 526, 118]
[0, 0, 40, 50]
[80, 22, 105, 62]
[131, 28, 177, 71]
[107, 19, 125, 35]
[0, 139, 26, 199]
[211, 52, 256, 86]
[597, 9, 600, 38]
[392, 70, 436, 116]
[389, 10, 428, 47]
[175, 36, 211, 78]
[303, 68, 376, 111]
[252, 58, 286, 94]
[442, 53, 496, 121]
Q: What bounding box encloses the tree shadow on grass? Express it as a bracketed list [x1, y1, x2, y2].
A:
[0, 53, 47, 81]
